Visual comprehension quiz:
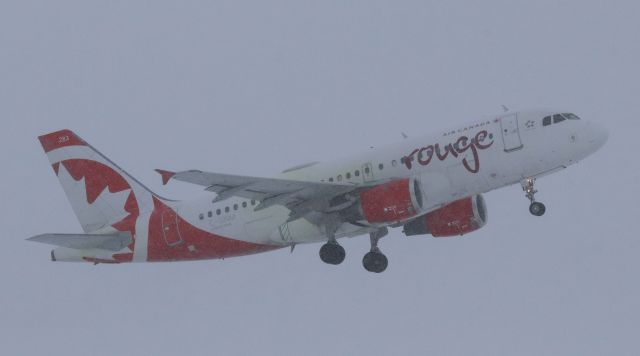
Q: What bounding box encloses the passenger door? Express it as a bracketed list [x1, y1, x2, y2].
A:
[500, 114, 524, 152]
[161, 209, 183, 247]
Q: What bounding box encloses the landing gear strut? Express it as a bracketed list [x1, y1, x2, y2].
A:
[319, 214, 345, 265]
[522, 178, 546, 216]
[362, 227, 388, 273]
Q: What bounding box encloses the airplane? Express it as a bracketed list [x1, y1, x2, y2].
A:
[28, 110, 608, 272]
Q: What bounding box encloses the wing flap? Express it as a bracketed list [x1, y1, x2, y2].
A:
[27, 232, 132, 251]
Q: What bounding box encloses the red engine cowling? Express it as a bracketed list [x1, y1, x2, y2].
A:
[357, 178, 424, 224]
[402, 195, 487, 237]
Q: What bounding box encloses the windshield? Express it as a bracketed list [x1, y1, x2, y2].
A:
[562, 113, 581, 120]
[553, 114, 566, 124]
[543, 113, 580, 127]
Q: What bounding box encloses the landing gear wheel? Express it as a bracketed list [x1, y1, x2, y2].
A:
[319, 242, 346, 265]
[522, 178, 547, 217]
[529, 202, 546, 216]
[363, 251, 388, 273]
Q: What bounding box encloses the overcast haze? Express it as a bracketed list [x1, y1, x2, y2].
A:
[1, 1, 639, 355]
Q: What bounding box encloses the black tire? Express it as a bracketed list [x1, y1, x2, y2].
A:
[362, 251, 388, 273]
[529, 202, 546, 216]
[319, 242, 346, 265]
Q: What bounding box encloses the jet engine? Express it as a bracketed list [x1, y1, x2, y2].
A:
[341, 178, 424, 224]
[402, 194, 487, 237]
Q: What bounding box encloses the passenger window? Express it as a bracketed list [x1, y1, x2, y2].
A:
[233, 204, 238, 210]
[242, 201, 247, 208]
[251, 200, 256, 206]
[553, 114, 566, 124]
[337, 174, 343, 182]
[378, 163, 384, 170]
[354, 170, 360, 177]
[225, 207, 230, 213]
[543, 116, 552, 126]
[392, 160, 397, 167]
[208, 211, 212, 218]
[199, 213, 204, 220]
[346, 172, 351, 179]
[328, 177, 334, 182]
[364, 167, 370, 174]
[216, 209, 221, 215]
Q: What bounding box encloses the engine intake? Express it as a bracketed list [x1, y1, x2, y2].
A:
[403, 194, 487, 237]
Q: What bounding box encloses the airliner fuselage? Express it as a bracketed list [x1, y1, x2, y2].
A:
[30, 109, 608, 272]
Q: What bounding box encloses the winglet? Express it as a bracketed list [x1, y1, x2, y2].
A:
[155, 169, 176, 185]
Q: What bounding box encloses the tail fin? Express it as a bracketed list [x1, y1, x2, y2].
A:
[38, 129, 161, 233]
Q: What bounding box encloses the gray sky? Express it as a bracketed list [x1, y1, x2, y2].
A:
[1, 1, 639, 355]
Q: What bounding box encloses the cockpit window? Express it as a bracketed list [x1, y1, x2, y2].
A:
[553, 114, 566, 124]
[563, 113, 581, 120]
[544, 113, 579, 127]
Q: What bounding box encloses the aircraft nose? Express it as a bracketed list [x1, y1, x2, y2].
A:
[586, 121, 609, 151]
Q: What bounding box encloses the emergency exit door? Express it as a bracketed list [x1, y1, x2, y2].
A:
[362, 162, 374, 182]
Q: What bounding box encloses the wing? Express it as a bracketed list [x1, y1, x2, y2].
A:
[156, 169, 366, 221]
[27, 232, 133, 251]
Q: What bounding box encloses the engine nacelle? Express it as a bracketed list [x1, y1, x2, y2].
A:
[402, 194, 487, 237]
[344, 178, 424, 224]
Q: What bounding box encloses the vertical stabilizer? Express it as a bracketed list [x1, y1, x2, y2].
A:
[38, 129, 161, 233]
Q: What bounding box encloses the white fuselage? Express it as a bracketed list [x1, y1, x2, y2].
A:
[175, 109, 608, 247]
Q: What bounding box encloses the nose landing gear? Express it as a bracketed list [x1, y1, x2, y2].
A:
[529, 201, 546, 216]
[362, 227, 388, 273]
[522, 178, 546, 216]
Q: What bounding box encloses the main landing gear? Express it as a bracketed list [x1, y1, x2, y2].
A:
[319, 241, 346, 265]
[319, 214, 346, 265]
[318, 214, 390, 273]
[522, 178, 546, 216]
[362, 227, 388, 273]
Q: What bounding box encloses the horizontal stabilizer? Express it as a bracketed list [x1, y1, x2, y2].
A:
[155, 169, 176, 185]
[27, 232, 132, 251]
